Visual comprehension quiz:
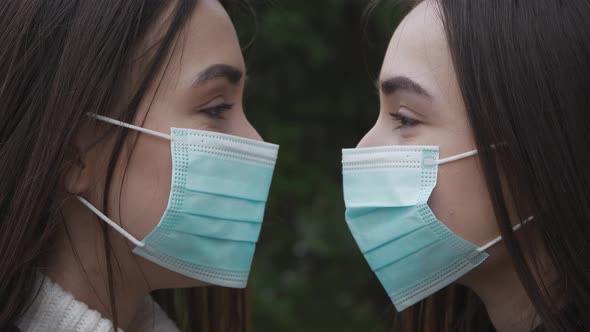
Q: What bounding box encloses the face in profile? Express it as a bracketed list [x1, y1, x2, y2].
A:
[62, 0, 266, 291]
[358, 1, 501, 265]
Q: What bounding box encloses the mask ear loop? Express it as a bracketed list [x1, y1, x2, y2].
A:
[88, 113, 172, 141]
[430, 147, 534, 253]
[77, 196, 145, 248]
[437, 143, 506, 165]
[477, 216, 534, 253]
[74, 113, 174, 248]
[437, 149, 479, 165]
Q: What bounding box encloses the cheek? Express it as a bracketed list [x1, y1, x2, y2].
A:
[115, 134, 172, 239]
[428, 159, 500, 247]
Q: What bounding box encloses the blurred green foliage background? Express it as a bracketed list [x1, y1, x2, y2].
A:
[229, 1, 406, 331]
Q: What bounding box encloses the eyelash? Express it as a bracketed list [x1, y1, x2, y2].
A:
[389, 112, 420, 129]
[200, 103, 234, 119]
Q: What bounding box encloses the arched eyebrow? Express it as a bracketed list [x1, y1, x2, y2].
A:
[192, 64, 244, 86]
[379, 76, 432, 98]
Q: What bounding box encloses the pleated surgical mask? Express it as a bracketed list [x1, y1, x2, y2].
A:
[342, 145, 531, 311]
[78, 114, 279, 288]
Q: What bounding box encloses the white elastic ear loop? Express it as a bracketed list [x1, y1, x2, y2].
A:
[437, 143, 508, 165]
[88, 113, 172, 141]
[437, 149, 479, 165]
[434, 147, 532, 253]
[477, 216, 534, 253]
[76, 196, 145, 248]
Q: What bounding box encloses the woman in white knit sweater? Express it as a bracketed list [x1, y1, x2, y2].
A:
[0, 0, 278, 331]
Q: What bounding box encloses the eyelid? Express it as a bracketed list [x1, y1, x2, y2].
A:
[199, 102, 234, 119]
[392, 106, 416, 118]
[196, 95, 225, 109]
[389, 107, 421, 130]
[398, 105, 418, 115]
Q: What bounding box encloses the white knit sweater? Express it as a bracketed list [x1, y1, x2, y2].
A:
[17, 277, 180, 332]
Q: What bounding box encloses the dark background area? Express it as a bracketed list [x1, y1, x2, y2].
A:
[230, 1, 406, 330]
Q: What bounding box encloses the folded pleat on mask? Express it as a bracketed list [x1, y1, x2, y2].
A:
[375, 237, 486, 296]
[343, 169, 426, 207]
[362, 224, 444, 271]
[183, 153, 275, 202]
[138, 229, 257, 271]
[346, 206, 432, 252]
[158, 210, 262, 243]
[173, 189, 267, 222]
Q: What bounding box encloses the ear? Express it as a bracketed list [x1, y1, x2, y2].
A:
[63, 121, 96, 195]
[63, 154, 90, 195]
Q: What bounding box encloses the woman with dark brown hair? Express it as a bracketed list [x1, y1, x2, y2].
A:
[0, 0, 279, 331]
[343, 0, 590, 331]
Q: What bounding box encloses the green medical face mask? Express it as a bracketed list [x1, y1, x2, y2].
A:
[342, 145, 530, 311]
[78, 114, 279, 288]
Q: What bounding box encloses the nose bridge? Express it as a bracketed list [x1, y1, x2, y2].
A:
[245, 119, 263, 142]
[356, 120, 401, 148]
[237, 108, 263, 142]
[356, 125, 379, 148]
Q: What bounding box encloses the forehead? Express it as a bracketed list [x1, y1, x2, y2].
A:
[184, 0, 243, 63]
[137, 0, 244, 89]
[380, 1, 453, 96]
[178, 0, 244, 81]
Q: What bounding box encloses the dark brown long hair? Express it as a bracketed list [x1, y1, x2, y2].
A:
[369, 1, 590, 331]
[0, 0, 250, 331]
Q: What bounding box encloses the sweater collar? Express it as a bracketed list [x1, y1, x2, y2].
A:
[17, 276, 179, 332]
